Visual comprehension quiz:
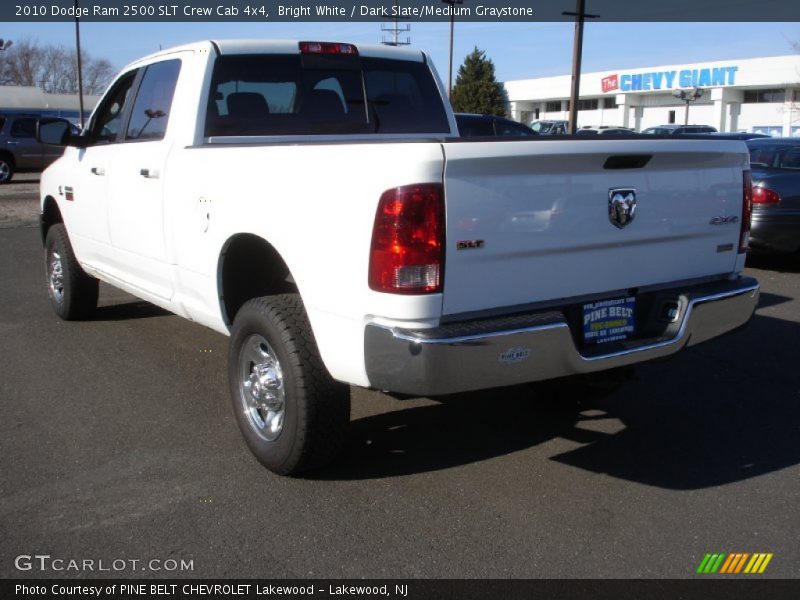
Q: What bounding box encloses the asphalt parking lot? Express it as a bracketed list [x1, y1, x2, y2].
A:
[1, 175, 799, 579]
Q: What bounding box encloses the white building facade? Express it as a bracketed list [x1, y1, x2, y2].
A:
[505, 55, 800, 136]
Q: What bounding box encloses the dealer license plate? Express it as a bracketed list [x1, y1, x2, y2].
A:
[582, 296, 636, 345]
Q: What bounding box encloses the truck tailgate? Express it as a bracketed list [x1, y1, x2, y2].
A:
[441, 138, 747, 316]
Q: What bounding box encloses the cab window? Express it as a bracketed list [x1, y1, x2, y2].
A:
[126, 59, 181, 141]
[87, 70, 138, 143]
[10, 118, 37, 138]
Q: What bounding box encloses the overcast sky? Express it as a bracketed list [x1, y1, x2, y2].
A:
[3, 21, 799, 82]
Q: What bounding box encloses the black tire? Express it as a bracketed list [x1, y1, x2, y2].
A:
[44, 224, 99, 320]
[228, 294, 350, 476]
[0, 155, 13, 184]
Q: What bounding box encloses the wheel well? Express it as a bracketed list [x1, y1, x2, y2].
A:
[40, 196, 63, 246]
[219, 234, 298, 326]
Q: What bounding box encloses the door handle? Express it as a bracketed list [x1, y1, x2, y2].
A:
[139, 168, 160, 179]
[90, 167, 105, 176]
[6, 141, 19, 145]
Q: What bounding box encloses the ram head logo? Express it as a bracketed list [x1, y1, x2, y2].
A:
[608, 188, 637, 229]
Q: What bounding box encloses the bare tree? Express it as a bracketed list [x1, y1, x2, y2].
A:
[0, 37, 114, 95]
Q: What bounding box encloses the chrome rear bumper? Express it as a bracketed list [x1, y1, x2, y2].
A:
[364, 277, 759, 396]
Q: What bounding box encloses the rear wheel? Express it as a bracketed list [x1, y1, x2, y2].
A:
[0, 155, 13, 184]
[228, 294, 350, 476]
[44, 224, 98, 320]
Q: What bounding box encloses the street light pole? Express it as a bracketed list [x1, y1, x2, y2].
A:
[563, 0, 599, 134]
[673, 88, 704, 125]
[441, 0, 463, 98]
[74, 0, 85, 128]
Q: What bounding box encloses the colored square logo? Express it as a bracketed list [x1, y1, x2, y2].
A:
[602, 74, 619, 93]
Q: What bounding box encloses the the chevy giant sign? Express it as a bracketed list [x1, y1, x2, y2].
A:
[601, 65, 738, 93]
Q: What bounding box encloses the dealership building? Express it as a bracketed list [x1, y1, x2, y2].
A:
[505, 54, 800, 136]
[0, 85, 100, 122]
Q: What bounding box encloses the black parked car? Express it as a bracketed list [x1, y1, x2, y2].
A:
[697, 132, 770, 140]
[455, 113, 537, 137]
[0, 114, 69, 183]
[745, 138, 800, 254]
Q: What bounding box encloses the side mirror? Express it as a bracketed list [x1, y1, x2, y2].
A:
[37, 118, 84, 147]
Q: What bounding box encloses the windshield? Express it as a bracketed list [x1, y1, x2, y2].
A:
[530, 121, 553, 134]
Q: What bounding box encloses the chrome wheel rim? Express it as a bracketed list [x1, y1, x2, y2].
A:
[238, 334, 285, 442]
[0, 161, 9, 182]
[48, 250, 65, 304]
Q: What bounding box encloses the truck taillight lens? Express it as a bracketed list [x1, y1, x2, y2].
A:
[369, 184, 445, 294]
[752, 185, 781, 205]
[739, 170, 752, 254]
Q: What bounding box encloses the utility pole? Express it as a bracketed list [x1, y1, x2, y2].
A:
[563, 0, 599, 134]
[380, 2, 410, 47]
[74, 0, 85, 128]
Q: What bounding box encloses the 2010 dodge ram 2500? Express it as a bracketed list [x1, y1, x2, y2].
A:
[37, 40, 759, 475]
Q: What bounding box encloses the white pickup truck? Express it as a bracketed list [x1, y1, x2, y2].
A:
[37, 40, 759, 475]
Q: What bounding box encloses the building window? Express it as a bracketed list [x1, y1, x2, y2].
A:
[753, 126, 784, 137]
[534, 107, 540, 119]
[743, 89, 785, 104]
[577, 98, 599, 111]
[668, 110, 676, 124]
[545, 100, 562, 113]
[603, 96, 618, 109]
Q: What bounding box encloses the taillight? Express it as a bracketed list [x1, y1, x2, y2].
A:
[752, 185, 781, 205]
[299, 41, 358, 56]
[739, 170, 752, 253]
[369, 184, 445, 294]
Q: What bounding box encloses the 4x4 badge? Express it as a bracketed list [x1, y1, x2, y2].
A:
[609, 188, 636, 229]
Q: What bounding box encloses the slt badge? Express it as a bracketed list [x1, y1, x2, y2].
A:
[609, 188, 637, 229]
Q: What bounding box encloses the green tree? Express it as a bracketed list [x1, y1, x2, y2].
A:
[450, 47, 507, 117]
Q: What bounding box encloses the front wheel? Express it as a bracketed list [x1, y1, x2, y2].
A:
[44, 224, 99, 320]
[228, 294, 350, 476]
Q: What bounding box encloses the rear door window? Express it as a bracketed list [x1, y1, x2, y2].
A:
[10, 118, 37, 138]
[126, 59, 181, 141]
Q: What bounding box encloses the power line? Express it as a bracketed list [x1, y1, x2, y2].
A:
[381, 1, 410, 46]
